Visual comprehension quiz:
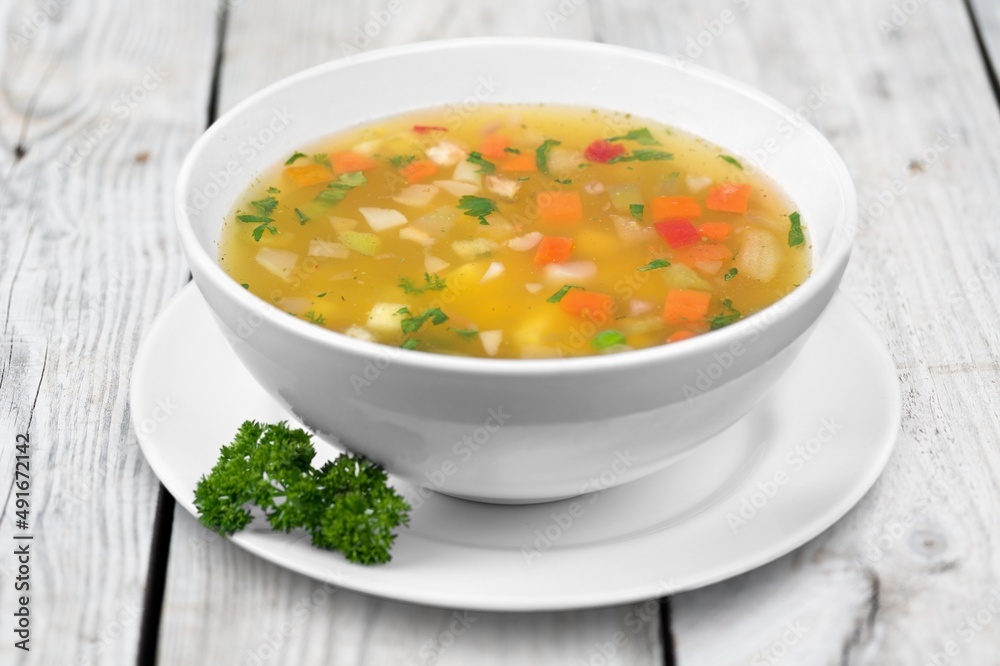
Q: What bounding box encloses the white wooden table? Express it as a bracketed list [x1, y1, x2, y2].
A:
[2, 0, 999, 663]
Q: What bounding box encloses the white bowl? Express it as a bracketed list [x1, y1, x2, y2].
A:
[175, 38, 856, 504]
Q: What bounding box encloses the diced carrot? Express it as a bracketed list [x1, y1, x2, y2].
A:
[285, 163, 334, 187]
[654, 219, 701, 248]
[662, 289, 712, 326]
[478, 134, 510, 160]
[706, 183, 751, 213]
[666, 330, 696, 343]
[500, 153, 538, 172]
[399, 159, 439, 183]
[534, 236, 574, 265]
[537, 192, 583, 225]
[697, 222, 733, 242]
[650, 196, 702, 220]
[560, 290, 615, 322]
[330, 152, 378, 174]
[675, 243, 734, 266]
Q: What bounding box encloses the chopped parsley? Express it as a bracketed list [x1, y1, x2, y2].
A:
[546, 284, 583, 303]
[315, 171, 367, 205]
[629, 203, 644, 220]
[788, 211, 805, 247]
[316, 292, 327, 298]
[608, 128, 660, 146]
[303, 311, 325, 325]
[449, 327, 479, 340]
[457, 195, 498, 225]
[719, 155, 744, 170]
[267, 186, 280, 194]
[285, 151, 306, 165]
[709, 299, 742, 330]
[608, 149, 674, 164]
[237, 213, 276, 242]
[312, 153, 332, 169]
[397, 307, 449, 334]
[193, 420, 410, 565]
[240, 283, 250, 289]
[554, 178, 572, 185]
[535, 138, 561, 174]
[294, 208, 309, 225]
[504, 147, 521, 154]
[466, 151, 496, 174]
[592, 330, 627, 350]
[724, 268, 739, 281]
[389, 154, 416, 169]
[401, 338, 420, 350]
[250, 196, 278, 216]
[398, 272, 447, 295]
[638, 258, 671, 272]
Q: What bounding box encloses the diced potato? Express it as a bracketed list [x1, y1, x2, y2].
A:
[737, 229, 782, 281]
[366, 303, 408, 333]
[485, 175, 521, 200]
[393, 184, 440, 208]
[611, 214, 656, 245]
[619, 316, 666, 335]
[686, 174, 712, 192]
[480, 261, 505, 283]
[452, 159, 482, 185]
[278, 297, 311, 315]
[446, 261, 489, 288]
[547, 147, 584, 176]
[426, 141, 466, 166]
[307, 240, 349, 259]
[338, 230, 381, 256]
[543, 261, 597, 284]
[525, 283, 543, 293]
[399, 226, 435, 247]
[479, 330, 503, 357]
[413, 205, 459, 236]
[434, 179, 480, 197]
[451, 238, 496, 261]
[508, 231, 543, 251]
[425, 255, 450, 273]
[694, 260, 723, 275]
[584, 181, 605, 195]
[661, 264, 712, 291]
[359, 207, 408, 232]
[607, 183, 643, 212]
[352, 139, 382, 156]
[328, 216, 359, 233]
[255, 247, 298, 281]
[344, 325, 374, 342]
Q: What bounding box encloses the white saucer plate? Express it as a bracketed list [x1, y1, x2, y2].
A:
[131, 284, 899, 611]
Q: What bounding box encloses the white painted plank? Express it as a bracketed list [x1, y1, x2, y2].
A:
[592, 0, 1000, 663]
[157, 2, 662, 665]
[0, 1, 219, 665]
[970, 0, 1000, 82]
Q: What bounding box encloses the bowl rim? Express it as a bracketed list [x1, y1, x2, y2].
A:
[175, 36, 856, 377]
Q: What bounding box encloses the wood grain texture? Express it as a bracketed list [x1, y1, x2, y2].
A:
[591, 0, 1000, 663]
[970, 0, 1000, 85]
[156, 2, 662, 665]
[0, 0, 218, 663]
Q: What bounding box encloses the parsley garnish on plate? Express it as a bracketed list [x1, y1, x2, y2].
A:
[397, 307, 449, 334]
[457, 195, 498, 225]
[788, 211, 805, 247]
[608, 128, 660, 146]
[466, 151, 496, 174]
[193, 421, 410, 565]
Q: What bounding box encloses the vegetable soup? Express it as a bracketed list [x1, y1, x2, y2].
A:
[219, 105, 810, 359]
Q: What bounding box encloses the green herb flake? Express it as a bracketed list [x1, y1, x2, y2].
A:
[240, 283, 250, 289]
[251, 196, 278, 216]
[293, 208, 309, 225]
[788, 211, 805, 247]
[592, 330, 627, 350]
[608, 128, 660, 146]
[546, 284, 583, 303]
[724, 268, 738, 281]
[399, 307, 450, 335]
[398, 273, 447, 295]
[389, 154, 416, 169]
[554, 178, 572, 185]
[535, 138, 561, 174]
[449, 327, 479, 340]
[638, 258, 671, 272]
[629, 203, 644, 220]
[504, 147, 521, 154]
[709, 299, 743, 330]
[719, 155, 744, 170]
[466, 151, 496, 175]
[267, 186, 280, 194]
[237, 214, 277, 242]
[316, 292, 327, 298]
[457, 195, 498, 226]
[315, 171, 368, 206]
[285, 151, 306, 165]
[193, 420, 410, 565]
[608, 149, 675, 164]
[401, 338, 420, 350]
[303, 311, 326, 325]
[313, 153, 332, 169]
